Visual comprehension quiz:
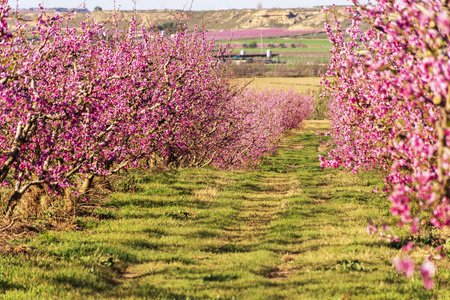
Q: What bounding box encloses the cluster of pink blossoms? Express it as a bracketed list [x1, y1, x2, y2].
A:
[0, 1, 314, 217]
[320, 0, 450, 289]
[216, 88, 314, 167]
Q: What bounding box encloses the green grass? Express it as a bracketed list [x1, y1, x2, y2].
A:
[216, 37, 332, 69]
[217, 38, 332, 48]
[1, 120, 449, 299]
[218, 38, 332, 55]
[281, 56, 331, 64]
[230, 47, 331, 54]
[225, 38, 331, 54]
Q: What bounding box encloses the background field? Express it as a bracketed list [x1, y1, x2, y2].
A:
[235, 77, 322, 94]
[224, 36, 332, 78]
[11, 7, 334, 78]
[219, 39, 331, 48]
[234, 78, 325, 119]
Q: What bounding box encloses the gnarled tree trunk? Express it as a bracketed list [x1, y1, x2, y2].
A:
[79, 174, 95, 195]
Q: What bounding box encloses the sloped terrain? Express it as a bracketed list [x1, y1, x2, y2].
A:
[10, 7, 352, 33]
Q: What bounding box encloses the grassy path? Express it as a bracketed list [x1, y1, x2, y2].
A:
[1, 120, 448, 299]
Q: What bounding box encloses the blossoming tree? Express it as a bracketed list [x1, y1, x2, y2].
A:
[320, 0, 450, 289]
[0, 1, 314, 218]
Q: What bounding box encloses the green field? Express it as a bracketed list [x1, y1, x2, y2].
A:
[217, 38, 332, 48]
[216, 38, 332, 62]
[235, 77, 322, 94]
[220, 37, 332, 75]
[1, 121, 448, 299]
[221, 38, 332, 56]
[230, 47, 331, 54]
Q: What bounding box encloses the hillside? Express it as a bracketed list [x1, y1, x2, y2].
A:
[9, 7, 352, 33]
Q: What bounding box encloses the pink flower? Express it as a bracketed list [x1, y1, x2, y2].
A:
[435, 245, 446, 260]
[393, 257, 415, 278]
[402, 242, 414, 253]
[366, 223, 378, 234]
[420, 260, 435, 290]
[430, 218, 442, 229]
[410, 218, 420, 234]
[437, 13, 450, 35]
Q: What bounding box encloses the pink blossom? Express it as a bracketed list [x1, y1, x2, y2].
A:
[410, 218, 420, 234]
[435, 245, 446, 260]
[320, 1, 450, 289]
[0, 3, 314, 216]
[402, 242, 414, 253]
[393, 257, 415, 278]
[366, 223, 378, 235]
[420, 260, 436, 290]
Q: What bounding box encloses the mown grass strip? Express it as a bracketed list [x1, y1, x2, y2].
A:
[0, 120, 448, 299]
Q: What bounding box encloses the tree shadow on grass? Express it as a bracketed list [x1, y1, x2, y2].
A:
[110, 196, 210, 211]
[140, 172, 178, 185]
[203, 273, 239, 282]
[202, 243, 253, 254]
[142, 227, 168, 237]
[128, 239, 160, 250]
[131, 284, 202, 300]
[50, 272, 118, 293]
[0, 277, 26, 293]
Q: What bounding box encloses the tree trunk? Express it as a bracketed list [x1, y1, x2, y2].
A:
[5, 191, 23, 219]
[64, 188, 75, 215]
[79, 174, 95, 195]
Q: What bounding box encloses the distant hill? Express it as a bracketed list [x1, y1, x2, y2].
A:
[8, 7, 353, 34]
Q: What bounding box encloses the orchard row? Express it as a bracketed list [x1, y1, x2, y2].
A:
[0, 2, 314, 217]
[320, 0, 450, 289]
